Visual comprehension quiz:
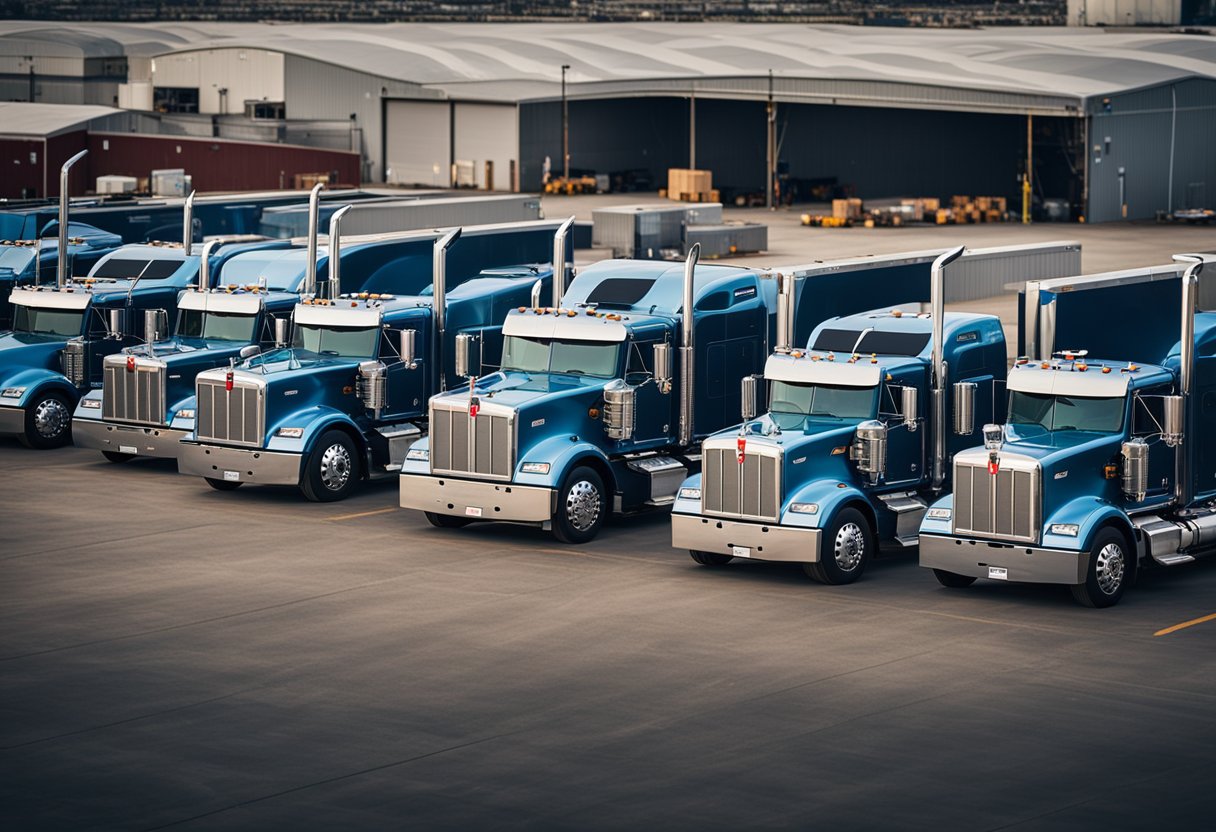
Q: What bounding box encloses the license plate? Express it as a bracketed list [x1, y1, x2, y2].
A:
[465, 506, 483, 517]
[732, 545, 751, 558]
[119, 445, 137, 455]
[988, 566, 1008, 581]
[223, 470, 240, 482]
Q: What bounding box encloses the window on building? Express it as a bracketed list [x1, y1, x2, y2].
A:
[154, 87, 199, 114]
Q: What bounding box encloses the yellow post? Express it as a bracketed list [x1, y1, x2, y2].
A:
[1022, 113, 1033, 224]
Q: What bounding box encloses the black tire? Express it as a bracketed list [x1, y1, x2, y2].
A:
[301, 429, 360, 503]
[804, 507, 874, 585]
[204, 477, 242, 491]
[933, 569, 977, 589]
[102, 450, 135, 464]
[552, 465, 607, 544]
[19, 390, 73, 449]
[425, 511, 473, 529]
[690, 550, 734, 567]
[1070, 526, 1130, 608]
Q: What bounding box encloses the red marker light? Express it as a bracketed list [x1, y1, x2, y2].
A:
[737, 436, 747, 464]
[225, 371, 234, 392]
[469, 396, 480, 419]
[126, 355, 136, 372]
[988, 452, 1000, 476]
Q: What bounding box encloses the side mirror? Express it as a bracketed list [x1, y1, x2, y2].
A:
[274, 317, 290, 349]
[454, 332, 480, 379]
[400, 328, 417, 369]
[107, 308, 125, 339]
[239, 344, 261, 360]
[901, 386, 919, 431]
[953, 381, 976, 435]
[144, 308, 168, 345]
[1162, 394, 1184, 447]
[741, 375, 760, 422]
[653, 343, 672, 391]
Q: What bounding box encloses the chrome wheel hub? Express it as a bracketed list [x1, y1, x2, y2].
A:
[33, 397, 69, 439]
[833, 522, 866, 572]
[319, 443, 352, 491]
[1095, 542, 1125, 596]
[565, 480, 601, 532]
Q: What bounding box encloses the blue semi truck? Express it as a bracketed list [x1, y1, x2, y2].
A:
[174, 220, 572, 501]
[668, 246, 1012, 583]
[920, 254, 1215, 607]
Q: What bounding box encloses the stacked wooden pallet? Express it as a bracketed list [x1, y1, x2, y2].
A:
[665, 169, 718, 203]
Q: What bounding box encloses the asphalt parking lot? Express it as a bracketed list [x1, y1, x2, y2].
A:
[4, 219, 1216, 830]
[4, 439, 1216, 831]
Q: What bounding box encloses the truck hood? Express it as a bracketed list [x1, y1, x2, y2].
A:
[722, 416, 862, 484]
[995, 429, 1123, 478]
[130, 338, 251, 409]
[0, 332, 67, 377]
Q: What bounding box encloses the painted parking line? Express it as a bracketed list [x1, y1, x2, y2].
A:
[1154, 612, 1216, 637]
[327, 507, 399, 522]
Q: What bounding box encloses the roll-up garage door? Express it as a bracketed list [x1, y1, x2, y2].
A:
[385, 100, 450, 187]
[454, 103, 518, 191]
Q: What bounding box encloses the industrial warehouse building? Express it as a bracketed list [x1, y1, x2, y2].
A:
[1, 21, 1213, 222]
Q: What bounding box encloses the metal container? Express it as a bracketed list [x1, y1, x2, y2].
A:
[144, 308, 167, 346]
[591, 203, 722, 259]
[902, 385, 920, 431]
[1122, 438, 1150, 502]
[1162, 394, 1184, 448]
[953, 381, 976, 435]
[684, 222, 768, 259]
[400, 328, 417, 367]
[740, 375, 760, 422]
[851, 420, 888, 482]
[603, 379, 637, 441]
[454, 332, 478, 379]
[357, 360, 388, 415]
[652, 343, 672, 387]
[274, 317, 289, 349]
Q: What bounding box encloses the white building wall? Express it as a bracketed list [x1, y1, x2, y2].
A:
[385, 100, 451, 187]
[152, 49, 285, 114]
[453, 103, 518, 191]
[1068, 0, 1181, 25]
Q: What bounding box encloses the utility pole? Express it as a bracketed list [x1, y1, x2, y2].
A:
[689, 84, 696, 170]
[25, 56, 35, 103]
[1022, 113, 1033, 224]
[561, 64, 571, 183]
[766, 69, 775, 210]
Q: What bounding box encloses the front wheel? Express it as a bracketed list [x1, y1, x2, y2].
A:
[102, 450, 135, 464]
[933, 569, 977, 589]
[19, 390, 73, 449]
[301, 430, 360, 503]
[804, 507, 874, 585]
[205, 477, 242, 492]
[1070, 527, 1129, 608]
[425, 511, 473, 529]
[552, 466, 607, 544]
[690, 550, 733, 567]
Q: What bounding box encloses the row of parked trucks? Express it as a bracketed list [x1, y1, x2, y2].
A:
[3, 156, 1212, 608]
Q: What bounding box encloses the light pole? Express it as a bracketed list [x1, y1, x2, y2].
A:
[561, 64, 571, 183]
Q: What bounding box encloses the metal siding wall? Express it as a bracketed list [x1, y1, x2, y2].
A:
[945, 243, 1082, 303]
[385, 100, 451, 187]
[453, 103, 517, 191]
[1087, 79, 1216, 222]
[0, 137, 46, 199]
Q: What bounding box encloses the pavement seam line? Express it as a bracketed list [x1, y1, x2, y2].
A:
[1154, 611, 1216, 636]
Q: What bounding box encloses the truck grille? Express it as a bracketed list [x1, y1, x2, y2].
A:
[196, 376, 264, 447]
[430, 405, 514, 480]
[102, 356, 166, 426]
[702, 444, 781, 522]
[952, 458, 1040, 543]
[62, 340, 86, 387]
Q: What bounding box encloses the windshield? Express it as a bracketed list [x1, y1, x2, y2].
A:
[501, 336, 621, 378]
[769, 380, 876, 424]
[220, 253, 305, 291]
[293, 324, 378, 358]
[1008, 391, 1125, 434]
[13, 305, 84, 337]
[0, 247, 36, 273]
[178, 309, 258, 343]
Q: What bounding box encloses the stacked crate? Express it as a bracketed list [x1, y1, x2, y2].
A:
[666, 169, 715, 202]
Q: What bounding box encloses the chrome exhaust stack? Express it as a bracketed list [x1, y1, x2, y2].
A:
[303, 182, 325, 296]
[1174, 254, 1204, 506]
[931, 244, 965, 491]
[678, 243, 700, 446]
[56, 149, 88, 289]
[181, 190, 196, 248]
[551, 215, 575, 307]
[326, 204, 353, 300]
[197, 238, 223, 292]
[774, 271, 794, 353]
[432, 227, 462, 392]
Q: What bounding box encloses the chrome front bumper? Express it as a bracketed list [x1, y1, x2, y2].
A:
[0, 405, 25, 436]
[399, 473, 555, 523]
[73, 418, 187, 459]
[178, 442, 302, 487]
[671, 513, 821, 563]
[919, 533, 1087, 585]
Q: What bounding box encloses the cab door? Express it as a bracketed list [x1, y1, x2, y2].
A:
[879, 365, 927, 487]
[622, 336, 673, 448]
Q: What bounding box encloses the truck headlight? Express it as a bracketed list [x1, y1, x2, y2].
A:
[1, 387, 26, 398]
[790, 502, 819, 514]
[678, 487, 701, 500]
[80, 398, 102, 409]
[521, 461, 550, 474]
[175, 408, 195, 419]
[276, 427, 304, 439]
[1050, 523, 1079, 537]
[406, 447, 429, 461]
[927, 507, 951, 520]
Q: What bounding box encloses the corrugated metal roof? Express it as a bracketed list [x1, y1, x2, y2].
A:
[2, 21, 1214, 112]
[0, 102, 123, 137]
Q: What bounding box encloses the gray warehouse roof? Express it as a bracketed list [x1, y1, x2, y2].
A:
[3, 21, 1214, 114]
[0, 102, 123, 137]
